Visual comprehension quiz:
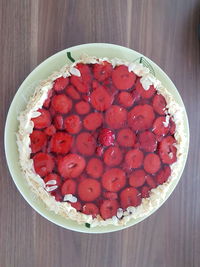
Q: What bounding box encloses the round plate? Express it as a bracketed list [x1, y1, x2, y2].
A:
[4, 43, 189, 233]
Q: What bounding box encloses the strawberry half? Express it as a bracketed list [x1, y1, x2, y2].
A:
[51, 94, 72, 114]
[125, 149, 144, 169]
[64, 115, 82, 134]
[135, 79, 156, 99]
[75, 101, 91, 115]
[86, 158, 104, 179]
[50, 132, 73, 154]
[152, 94, 167, 115]
[139, 131, 157, 152]
[33, 152, 55, 177]
[58, 153, 86, 178]
[66, 85, 81, 100]
[78, 178, 101, 202]
[158, 136, 177, 164]
[76, 132, 96, 156]
[105, 105, 127, 129]
[53, 76, 69, 92]
[82, 203, 99, 218]
[61, 179, 77, 195]
[32, 108, 51, 129]
[91, 85, 113, 111]
[144, 153, 161, 174]
[93, 61, 113, 81]
[103, 146, 122, 167]
[83, 112, 103, 131]
[118, 92, 134, 107]
[128, 104, 155, 131]
[30, 130, 47, 153]
[117, 128, 136, 147]
[112, 65, 136, 90]
[120, 187, 141, 209]
[100, 200, 119, 219]
[102, 168, 126, 192]
[129, 169, 146, 188]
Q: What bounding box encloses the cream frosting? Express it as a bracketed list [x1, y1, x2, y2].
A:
[16, 55, 187, 227]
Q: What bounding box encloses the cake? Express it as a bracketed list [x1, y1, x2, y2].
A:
[17, 54, 186, 228]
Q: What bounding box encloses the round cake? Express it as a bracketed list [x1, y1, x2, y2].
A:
[17, 55, 186, 227]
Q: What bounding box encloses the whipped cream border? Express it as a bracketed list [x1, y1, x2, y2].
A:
[16, 55, 187, 227]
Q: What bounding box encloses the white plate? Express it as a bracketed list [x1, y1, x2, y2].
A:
[4, 43, 189, 233]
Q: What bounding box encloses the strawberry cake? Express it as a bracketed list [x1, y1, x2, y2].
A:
[17, 55, 186, 227]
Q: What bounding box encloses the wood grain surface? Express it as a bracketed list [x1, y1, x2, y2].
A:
[0, 0, 200, 266]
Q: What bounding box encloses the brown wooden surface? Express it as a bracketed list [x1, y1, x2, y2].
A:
[0, 0, 200, 266]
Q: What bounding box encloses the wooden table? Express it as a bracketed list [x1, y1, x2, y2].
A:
[0, 0, 199, 266]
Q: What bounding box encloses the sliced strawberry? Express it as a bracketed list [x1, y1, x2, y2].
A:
[61, 179, 77, 195]
[51, 94, 72, 114]
[96, 146, 104, 157]
[131, 89, 141, 103]
[100, 200, 119, 219]
[112, 65, 136, 90]
[139, 131, 157, 152]
[152, 94, 167, 115]
[169, 118, 176, 135]
[103, 192, 118, 200]
[144, 153, 161, 174]
[78, 178, 101, 202]
[83, 112, 103, 131]
[135, 79, 156, 99]
[70, 64, 92, 93]
[53, 76, 69, 92]
[93, 61, 113, 81]
[76, 132, 96, 156]
[117, 128, 136, 147]
[153, 117, 169, 136]
[49, 106, 56, 117]
[44, 173, 62, 187]
[51, 188, 63, 202]
[128, 104, 155, 131]
[58, 153, 86, 178]
[43, 89, 53, 108]
[53, 115, 64, 130]
[103, 146, 122, 167]
[86, 158, 103, 179]
[30, 130, 47, 153]
[82, 203, 99, 218]
[146, 175, 157, 189]
[102, 168, 126, 192]
[66, 85, 81, 100]
[158, 136, 177, 164]
[75, 101, 91, 115]
[90, 85, 113, 111]
[64, 115, 82, 134]
[120, 187, 141, 209]
[50, 132, 73, 154]
[33, 152, 55, 177]
[44, 125, 56, 136]
[92, 80, 100, 89]
[70, 201, 82, 211]
[105, 105, 127, 129]
[129, 169, 146, 188]
[98, 128, 115, 146]
[125, 149, 144, 169]
[156, 165, 171, 185]
[32, 108, 51, 129]
[141, 186, 150, 198]
[118, 92, 134, 107]
[82, 94, 91, 102]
